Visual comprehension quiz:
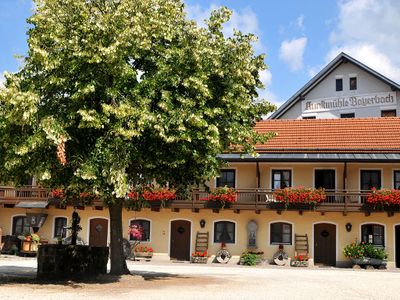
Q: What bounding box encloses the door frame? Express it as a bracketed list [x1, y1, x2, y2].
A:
[313, 168, 337, 190]
[394, 224, 400, 268]
[312, 221, 338, 263]
[87, 217, 110, 246]
[168, 218, 192, 259]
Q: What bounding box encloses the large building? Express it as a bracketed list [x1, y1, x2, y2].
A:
[1, 53, 400, 268]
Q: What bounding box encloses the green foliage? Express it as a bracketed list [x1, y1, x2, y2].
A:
[363, 243, 388, 260]
[343, 241, 387, 259]
[241, 252, 259, 266]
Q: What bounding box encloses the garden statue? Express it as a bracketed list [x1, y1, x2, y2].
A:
[65, 210, 82, 246]
[247, 220, 258, 248]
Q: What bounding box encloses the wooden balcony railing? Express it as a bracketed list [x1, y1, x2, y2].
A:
[0, 186, 375, 213]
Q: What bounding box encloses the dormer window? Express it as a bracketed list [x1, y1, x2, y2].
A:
[349, 77, 357, 90]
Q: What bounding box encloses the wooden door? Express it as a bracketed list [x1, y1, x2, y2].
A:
[89, 218, 108, 247]
[314, 223, 336, 266]
[396, 225, 400, 268]
[170, 220, 191, 261]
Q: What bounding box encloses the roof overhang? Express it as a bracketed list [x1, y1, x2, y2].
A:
[218, 153, 400, 163]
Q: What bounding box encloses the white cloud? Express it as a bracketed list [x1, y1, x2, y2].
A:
[293, 15, 305, 30]
[279, 37, 307, 72]
[185, 4, 264, 52]
[315, 0, 400, 82]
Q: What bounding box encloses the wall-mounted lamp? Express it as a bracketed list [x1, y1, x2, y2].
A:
[345, 223, 352, 232]
[200, 219, 206, 228]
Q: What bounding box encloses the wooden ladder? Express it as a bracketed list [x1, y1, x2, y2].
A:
[195, 232, 209, 253]
[295, 234, 309, 256]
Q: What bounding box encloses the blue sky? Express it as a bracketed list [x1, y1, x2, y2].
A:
[1, 0, 400, 107]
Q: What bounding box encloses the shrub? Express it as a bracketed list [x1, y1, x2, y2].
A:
[363, 243, 388, 260]
[241, 253, 259, 266]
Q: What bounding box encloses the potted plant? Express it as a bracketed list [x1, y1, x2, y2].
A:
[21, 233, 40, 252]
[201, 186, 237, 209]
[291, 254, 309, 267]
[239, 250, 264, 266]
[343, 240, 387, 268]
[190, 251, 208, 264]
[271, 187, 326, 210]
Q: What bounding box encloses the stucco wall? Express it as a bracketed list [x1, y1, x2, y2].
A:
[1, 207, 399, 267]
[212, 162, 400, 190]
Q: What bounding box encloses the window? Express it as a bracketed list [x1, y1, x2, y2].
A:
[130, 219, 150, 241]
[53, 217, 67, 238]
[315, 169, 335, 190]
[270, 222, 292, 245]
[214, 221, 235, 243]
[12, 216, 30, 235]
[349, 77, 357, 90]
[381, 110, 397, 117]
[361, 224, 384, 246]
[216, 169, 236, 188]
[335, 78, 343, 91]
[340, 113, 355, 118]
[272, 170, 291, 189]
[394, 171, 400, 190]
[360, 170, 381, 190]
[302, 116, 316, 119]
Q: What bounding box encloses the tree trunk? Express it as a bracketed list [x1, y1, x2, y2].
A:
[108, 200, 130, 275]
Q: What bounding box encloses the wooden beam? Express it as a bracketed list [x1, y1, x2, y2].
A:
[320, 211, 325, 216]
[299, 211, 303, 215]
[364, 211, 371, 217]
[212, 209, 219, 213]
[234, 209, 240, 214]
[151, 207, 160, 212]
[255, 209, 261, 214]
[192, 208, 200, 213]
[342, 211, 348, 216]
[171, 208, 180, 213]
[276, 210, 282, 215]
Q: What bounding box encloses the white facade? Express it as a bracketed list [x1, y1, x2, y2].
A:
[272, 53, 400, 120]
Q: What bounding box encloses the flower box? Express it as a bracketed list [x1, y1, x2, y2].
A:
[351, 258, 387, 267]
[291, 260, 309, 267]
[134, 252, 153, 260]
[190, 256, 208, 264]
[205, 201, 231, 209]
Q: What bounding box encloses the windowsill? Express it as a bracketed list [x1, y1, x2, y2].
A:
[270, 243, 292, 246]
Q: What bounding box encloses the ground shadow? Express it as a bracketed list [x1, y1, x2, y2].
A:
[0, 266, 184, 286]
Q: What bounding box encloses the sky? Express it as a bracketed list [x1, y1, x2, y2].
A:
[1, 0, 400, 108]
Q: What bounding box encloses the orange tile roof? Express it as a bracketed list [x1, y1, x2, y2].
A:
[254, 117, 400, 153]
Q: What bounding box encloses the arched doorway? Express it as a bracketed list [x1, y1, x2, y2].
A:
[314, 223, 336, 266]
[170, 220, 191, 261]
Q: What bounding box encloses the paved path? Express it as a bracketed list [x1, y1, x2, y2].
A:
[0, 256, 399, 300]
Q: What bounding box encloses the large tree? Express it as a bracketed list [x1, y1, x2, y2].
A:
[0, 0, 275, 275]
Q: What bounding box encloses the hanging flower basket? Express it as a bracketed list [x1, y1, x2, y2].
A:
[271, 187, 325, 210]
[201, 186, 237, 209]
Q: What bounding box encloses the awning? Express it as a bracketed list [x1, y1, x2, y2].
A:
[15, 201, 49, 208]
[217, 153, 400, 162]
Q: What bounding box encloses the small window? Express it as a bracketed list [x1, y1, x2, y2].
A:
[302, 116, 316, 119]
[53, 217, 67, 238]
[381, 110, 396, 117]
[361, 224, 384, 247]
[340, 113, 355, 118]
[130, 219, 151, 241]
[12, 216, 30, 235]
[270, 222, 292, 245]
[361, 170, 381, 190]
[216, 169, 236, 188]
[336, 78, 343, 91]
[214, 221, 235, 243]
[394, 171, 400, 190]
[349, 77, 357, 90]
[272, 170, 291, 189]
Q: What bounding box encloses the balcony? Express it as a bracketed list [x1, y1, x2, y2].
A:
[0, 186, 380, 214]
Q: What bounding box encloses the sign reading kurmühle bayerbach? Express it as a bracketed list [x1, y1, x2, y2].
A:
[302, 92, 396, 113]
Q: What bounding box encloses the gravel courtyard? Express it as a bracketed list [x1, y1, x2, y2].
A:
[0, 256, 399, 300]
